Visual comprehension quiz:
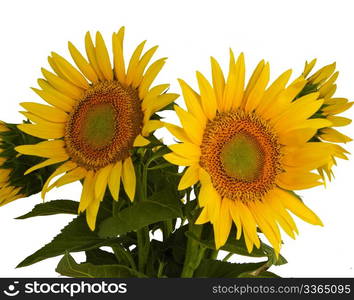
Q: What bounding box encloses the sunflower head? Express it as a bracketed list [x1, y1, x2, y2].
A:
[165, 51, 337, 254]
[15, 28, 178, 230]
[302, 59, 352, 180]
[0, 122, 56, 206]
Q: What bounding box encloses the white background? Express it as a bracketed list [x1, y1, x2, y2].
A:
[0, 0, 353, 277]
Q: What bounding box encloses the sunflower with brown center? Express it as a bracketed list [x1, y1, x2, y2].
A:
[15, 28, 178, 230]
[165, 51, 337, 254]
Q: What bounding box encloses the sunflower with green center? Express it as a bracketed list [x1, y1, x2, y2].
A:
[15, 28, 178, 230]
[302, 60, 352, 180]
[165, 51, 339, 254]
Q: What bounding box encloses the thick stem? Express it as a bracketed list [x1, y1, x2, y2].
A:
[136, 163, 150, 274]
[181, 223, 204, 278]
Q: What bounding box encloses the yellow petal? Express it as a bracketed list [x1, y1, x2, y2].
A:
[20, 102, 68, 123]
[142, 120, 163, 136]
[15, 140, 67, 158]
[326, 116, 352, 127]
[229, 200, 243, 239]
[133, 134, 150, 147]
[302, 59, 317, 77]
[24, 156, 68, 175]
[51, 52, 89, 89]
[85, 31, 105, 80]
[42, 161, 77, 199]
[125, 40, 146, 85]
[262, 78, 306, 120]
[79, 171, 95, 213]
[36, 79, 76, 110]
[284, 118, 332, 132]
[272, 93, 323, 131]
[244, 62, 270, 112]
[236, 201, 260, 248]
[122, 157, 136, 201]
[132, 46, 159, 88]
[112, 28, 126, 83]
[95, 32, 113, 81]
[196, 71, 217, 120]
[210, 56, 225, 107]
[164, 153, 196, 166]
[276, 171, 322, 190]
[282, 142, 333, 170]
[21, 111, 61, 127]
[48, 56, 66, 79]
[164, 123, 192, 143]
[309, 62, 336, 84]
[50, 167, 87, 190]
[320, 128, 352, 143]
[205, 189, 222, 224]
[213, 198, 232, 249]
[108, 161, 122, 201]
[86, 197, 100, 231]
[178, 79, 206, 122]
[17, 123, 65, 139]
[169, 142, 200, 160]
[32, 87, 73, 112]
[195, 207, 210, 224]
[322, 100, 353, 115]
[141, 84, 170, 111]
[274, 188, 323, 226]
[266, 192, 299, 235]
[94, 164, 112, 199]
[41, 68, 84, 100]
[249, 201, 281, 254]
[279, 128, 316, 146]
[198, 182, 221, 217]
[256, 69, 292, 115]
[174, 105, 204, 145]
[178, 164, 200, 190]
[222, 51, 245, 111]
[149, 93, 179, 116]
[68, 41, 99, 83]
[139, 58, 166, 99]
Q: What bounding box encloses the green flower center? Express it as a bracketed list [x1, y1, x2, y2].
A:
[220, 133, 263, 182]
[200, 111, 282, 201]
[81, 103, 116, 149]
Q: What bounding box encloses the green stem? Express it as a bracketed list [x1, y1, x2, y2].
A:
[181, 223, 205, 278]
[222, 252, 233, 262]
[136, 163, 150, 274]
[209, 250, 219, 260]
[157, 261, 166, 278]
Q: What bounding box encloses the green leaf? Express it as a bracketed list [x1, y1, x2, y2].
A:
[194, 259, 267, 278]
[186, 224, 287, 265]
[185, 228, 265, 258]
[85, 249, 118, 265]
[17, 214, 120, 268]
[16, 200, 79, 219]
[56, 253, 146, 278]
[262, 243, 287, 266]
[98, 189, 182, 238]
